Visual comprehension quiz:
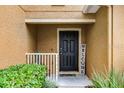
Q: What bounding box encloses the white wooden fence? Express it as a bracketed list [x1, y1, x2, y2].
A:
[25, 53, 59, 81]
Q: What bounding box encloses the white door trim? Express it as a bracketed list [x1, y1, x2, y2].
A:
[57, 28, 81, 74]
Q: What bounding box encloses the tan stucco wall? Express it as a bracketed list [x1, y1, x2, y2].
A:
[113, 6, 124, 71]
[0, 6, 36, 69]
[37, 24, 86, 53]
[86, 7, 108, 78]
[0, 5, 110, 77]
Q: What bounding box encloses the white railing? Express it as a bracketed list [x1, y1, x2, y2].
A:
[25, 53, 59, 81]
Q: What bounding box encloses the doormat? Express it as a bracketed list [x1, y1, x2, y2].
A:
[59, 74, 76, 77]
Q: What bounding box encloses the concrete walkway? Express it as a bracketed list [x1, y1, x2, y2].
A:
[56, 75, 92, 88]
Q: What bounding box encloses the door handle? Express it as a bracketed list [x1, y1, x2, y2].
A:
[59, 52, 63, 55]
[59, 48, 63, 55]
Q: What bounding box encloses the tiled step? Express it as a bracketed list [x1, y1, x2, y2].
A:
[58, 86, 85, 88]
[57, 75, 92, 88]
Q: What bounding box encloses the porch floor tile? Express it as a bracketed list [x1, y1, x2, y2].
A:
[57, 75, 92, 88]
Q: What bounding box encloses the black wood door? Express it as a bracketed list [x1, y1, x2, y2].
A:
[59, 31, 78, 71]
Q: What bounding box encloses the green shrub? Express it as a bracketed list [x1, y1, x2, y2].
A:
[0, 64, 46, 88]
[44, 80, 58, 88]
[92, 70, 124, 88]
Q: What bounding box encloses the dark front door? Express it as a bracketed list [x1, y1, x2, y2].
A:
[59, 31, 78, 71]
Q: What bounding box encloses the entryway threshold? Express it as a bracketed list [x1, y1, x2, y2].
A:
[57, 75, 92, 88]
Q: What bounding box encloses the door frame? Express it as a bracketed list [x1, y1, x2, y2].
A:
[57, 28, 81, 74]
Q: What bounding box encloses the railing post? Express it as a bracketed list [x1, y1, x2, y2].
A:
[56, 54, 58, 81]
[27, 54, 29, 64]
[42, 55, 43, 65]
[35, 55, 37, 64]
[38, 55, 41, 64]
[44, 55, 46, 66]
[50, 54, 52, 79]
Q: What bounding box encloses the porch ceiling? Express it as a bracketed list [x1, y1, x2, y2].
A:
[25, 19, 96, 24]
[20, 5, 84, 12]
[20, 5, 101, 13]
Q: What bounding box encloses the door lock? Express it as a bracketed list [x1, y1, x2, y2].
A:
[60, 48, 63, 55]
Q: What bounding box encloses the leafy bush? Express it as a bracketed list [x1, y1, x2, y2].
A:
[92, 70, 124, 88]
[44, 80, 58, 88]
[0, 64, 46, 88]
